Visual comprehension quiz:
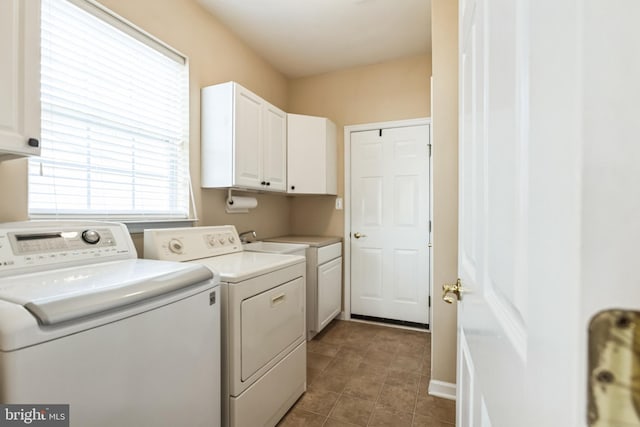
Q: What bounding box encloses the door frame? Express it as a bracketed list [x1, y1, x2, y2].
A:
[343, 117, 433, 327]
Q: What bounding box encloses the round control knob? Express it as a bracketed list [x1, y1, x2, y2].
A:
[228, 236, 236, 243]
[168, 239, 184, 254]
[82, 230, 101, 244]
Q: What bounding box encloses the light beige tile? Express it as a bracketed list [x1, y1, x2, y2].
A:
[368, 339, 400, 354]
[308, 372, 350, 394]
[376, 383, 419, 414]
[328, 395, 375, 426]
[342, 333, 374, 349]
[323, 418, 360, 427]
[415, 393, 456, 422]
[343, 374, 384, 402]
[287, 321, 441, 427]
[307, 340, 341, 357]
[307, 366, 323, 386]
[365, 348, 396, 367]
[335, 345, 367, 362]
[390, 353, 424, 374]
[368, 406, 413, 427]
[412, 413, 455, 427]
[325, 356, 361, 376]
[386, 368, 420, 389]
[307, 352, 333, 371]
[296, 387, 340, 416]
[277, 408, 326, 427]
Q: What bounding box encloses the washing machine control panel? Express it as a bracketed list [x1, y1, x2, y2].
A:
[0, 221, 136, 275]
[144, 225, 242, 261]
[144, 225, 242, 262]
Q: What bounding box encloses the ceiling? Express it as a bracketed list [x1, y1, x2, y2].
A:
[198, 0, 432, 78]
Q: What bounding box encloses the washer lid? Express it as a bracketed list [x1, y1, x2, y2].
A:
[190, 251, 304, 283]
[0, 259, 215, 325]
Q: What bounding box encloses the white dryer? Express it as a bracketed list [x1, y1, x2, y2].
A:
[144, 225, 306, 427]
[0, 221, 221, 427]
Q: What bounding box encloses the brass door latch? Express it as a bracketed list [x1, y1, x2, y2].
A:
[588, 309, 640, 426]
[442, 278, 463, 304]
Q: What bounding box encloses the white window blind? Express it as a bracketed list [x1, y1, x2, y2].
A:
[29, 0, 191, 221]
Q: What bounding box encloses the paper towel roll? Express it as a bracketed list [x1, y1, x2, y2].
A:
[226, 196, 258, 213]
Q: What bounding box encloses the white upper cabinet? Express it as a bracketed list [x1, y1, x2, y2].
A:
[201, 82, 286, 192]
[287, 114, 337, 195]
[262, 104, 287, 191]
[0, 0, 40, 161]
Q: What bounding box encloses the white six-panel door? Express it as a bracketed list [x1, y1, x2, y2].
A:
[456, 0, 640, 426]
[350, 124, 430, 325]
[457, 0, 529, 424]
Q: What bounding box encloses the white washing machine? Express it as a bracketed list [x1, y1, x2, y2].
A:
[144, 225, 306, 427]
[0, 221, 221, 427]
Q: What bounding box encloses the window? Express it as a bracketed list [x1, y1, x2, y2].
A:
[29, 0, 190, 222]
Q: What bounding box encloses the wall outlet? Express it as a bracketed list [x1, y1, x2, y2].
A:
[335, 197, 343, 210]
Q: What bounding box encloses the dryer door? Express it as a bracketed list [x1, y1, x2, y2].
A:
[240, 276, 304, 381]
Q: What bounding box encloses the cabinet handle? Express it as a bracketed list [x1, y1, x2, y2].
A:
[27, 138, 39, 148]
[266, 182, 271, 186]
[261, 181, 266, 185]
[291, 185, 295, 190]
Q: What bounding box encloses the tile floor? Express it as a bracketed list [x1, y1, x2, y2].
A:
[278, 320, 455, 427]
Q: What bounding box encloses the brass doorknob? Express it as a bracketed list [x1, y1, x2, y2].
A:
[353, 232, 367, 239]
[442, 279, 463, 304]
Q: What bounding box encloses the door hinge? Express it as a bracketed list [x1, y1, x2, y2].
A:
[428, 144, 432, 157]
[429, 220, 432, 233]
[209, 291, 216, 305]
[428, 296, 431, 307]
[379, 129, 383, 137]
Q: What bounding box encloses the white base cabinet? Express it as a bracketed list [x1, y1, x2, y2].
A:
[201, 82, 286, 192]
[0, 0, 40, 161]
[287, 114, 337, 195]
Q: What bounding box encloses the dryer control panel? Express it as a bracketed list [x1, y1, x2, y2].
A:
[144, 225, 242, 262]
[0, 221, 136, 276]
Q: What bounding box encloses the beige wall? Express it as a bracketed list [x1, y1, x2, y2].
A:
[98, 0, 294, 244]
[0, 0, 292, 249]
[288, 54, 432, 237]
[431, 0, 459, 385]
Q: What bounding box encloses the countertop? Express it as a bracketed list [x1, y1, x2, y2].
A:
[265, 235, 342, 248]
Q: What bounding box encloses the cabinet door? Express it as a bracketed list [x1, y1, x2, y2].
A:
[287, 114, 324, 194]
[317, 257, 342, 331]
[233, 85, 263, 189]
[262, 104, 287, 191]
[0, 0, 40, 160]
[287, 114, 337, 195]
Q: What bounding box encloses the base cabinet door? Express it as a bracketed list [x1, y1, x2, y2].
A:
[317, 257, 342, 330]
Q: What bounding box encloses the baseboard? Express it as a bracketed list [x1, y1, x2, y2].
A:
[428, 379, 456, 401]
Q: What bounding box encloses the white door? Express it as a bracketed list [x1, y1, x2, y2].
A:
[0, 0, 40, 157]
[350, 124, 430, 325]
[234, 84, 262, 190]
[455, 0, 640, 426]
[262, 103, 287, 191]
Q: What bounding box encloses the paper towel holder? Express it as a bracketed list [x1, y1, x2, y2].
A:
[226, 189, 257, 214]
